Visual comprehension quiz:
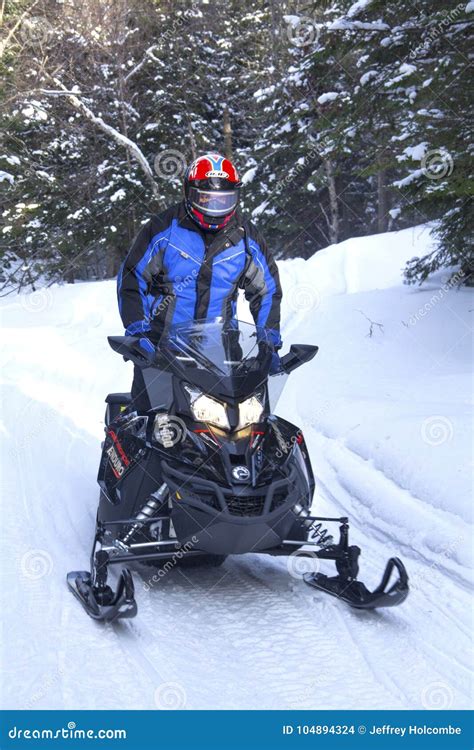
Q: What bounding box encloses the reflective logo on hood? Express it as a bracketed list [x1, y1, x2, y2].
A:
[231, 465, 251, 482]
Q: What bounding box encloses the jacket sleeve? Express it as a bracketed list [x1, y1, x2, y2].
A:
[117, 209, 173, 335]
[117, 220, 154, 335]
[241, 223, 282, 349]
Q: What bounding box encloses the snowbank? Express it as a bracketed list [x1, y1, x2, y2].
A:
[275, 225, 472, 570]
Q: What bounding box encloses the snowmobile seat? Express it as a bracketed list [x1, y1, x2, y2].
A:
[105, 392, 132, 405]
[105, 393, 132, 426]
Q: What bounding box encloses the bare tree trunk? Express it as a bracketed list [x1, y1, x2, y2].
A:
[319, 201, 331, 245]
[187, 119, 197, 159]
[182, 97, 197, 159]
[268, 0, 280, 75]
[323, 158, 339, 244]
[223, 105, 233, 160]
[377, 167, 388, 233]
[105, 245, 122, 278]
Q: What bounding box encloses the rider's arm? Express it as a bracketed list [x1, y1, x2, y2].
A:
[117, 220, 154, 335]
[117, 209, 173, 336]
[241, 223, 282, 349]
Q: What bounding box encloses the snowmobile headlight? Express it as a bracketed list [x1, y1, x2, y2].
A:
[184, 385, 230, 430]
[237, 395, 264, 430]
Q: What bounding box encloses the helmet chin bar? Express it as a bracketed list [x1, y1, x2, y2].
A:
[188, 205, 236, 231]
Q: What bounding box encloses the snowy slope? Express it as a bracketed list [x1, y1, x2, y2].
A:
[0, 225, 472, 710]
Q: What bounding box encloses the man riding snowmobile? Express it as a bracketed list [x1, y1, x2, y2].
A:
[66, 153, 409, 622]
[117, 153, 282, 409]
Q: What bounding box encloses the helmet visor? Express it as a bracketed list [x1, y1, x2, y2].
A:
[188, 187, 239, 217]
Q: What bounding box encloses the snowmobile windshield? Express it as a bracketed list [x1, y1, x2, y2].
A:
[159, 319, 274, 401]
[188, 187, 239, 217]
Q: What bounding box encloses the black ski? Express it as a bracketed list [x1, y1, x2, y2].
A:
[304, 557, 409, 610]
[67, 569, 137, 622]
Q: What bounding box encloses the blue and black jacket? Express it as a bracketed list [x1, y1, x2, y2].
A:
[117, 202, 282, 347]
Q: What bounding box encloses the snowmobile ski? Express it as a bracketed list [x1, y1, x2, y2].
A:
[304, 557, 409, 610]
[66, 568, 137, 622]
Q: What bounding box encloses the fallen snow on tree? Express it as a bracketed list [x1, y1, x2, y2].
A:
[317, 92, 340, 104]
[0, 170, 14, 184]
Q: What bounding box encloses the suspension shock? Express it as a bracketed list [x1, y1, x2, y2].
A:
[122, 483, 169, 544]
[308, 522, 334, 547]
[293, 503, 334, 547]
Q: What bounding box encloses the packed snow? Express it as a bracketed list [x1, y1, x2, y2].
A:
[0, 225, 472, 710]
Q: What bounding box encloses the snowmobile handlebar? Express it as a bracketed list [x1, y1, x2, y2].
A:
[108, 336, 319, 375]
[280, 344, 318, 374]
[108, 336, 156, 367]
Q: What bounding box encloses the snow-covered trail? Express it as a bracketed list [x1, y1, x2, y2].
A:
[1, 226, 472, 710]
[0, 380, 470, 711]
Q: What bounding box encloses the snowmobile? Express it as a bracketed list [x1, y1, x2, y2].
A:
[67, 319, 409, 622]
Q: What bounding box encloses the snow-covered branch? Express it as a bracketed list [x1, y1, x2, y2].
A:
[124, 44, 163, 83]
[44, 77, 159, 197]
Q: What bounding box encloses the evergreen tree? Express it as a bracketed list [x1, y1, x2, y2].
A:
[0, 0, 472, 289]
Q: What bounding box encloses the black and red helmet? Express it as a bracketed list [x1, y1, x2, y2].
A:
[184, 153, 242, 230]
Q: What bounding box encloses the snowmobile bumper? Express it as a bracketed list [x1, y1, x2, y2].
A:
[161, 460, 305, 555]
